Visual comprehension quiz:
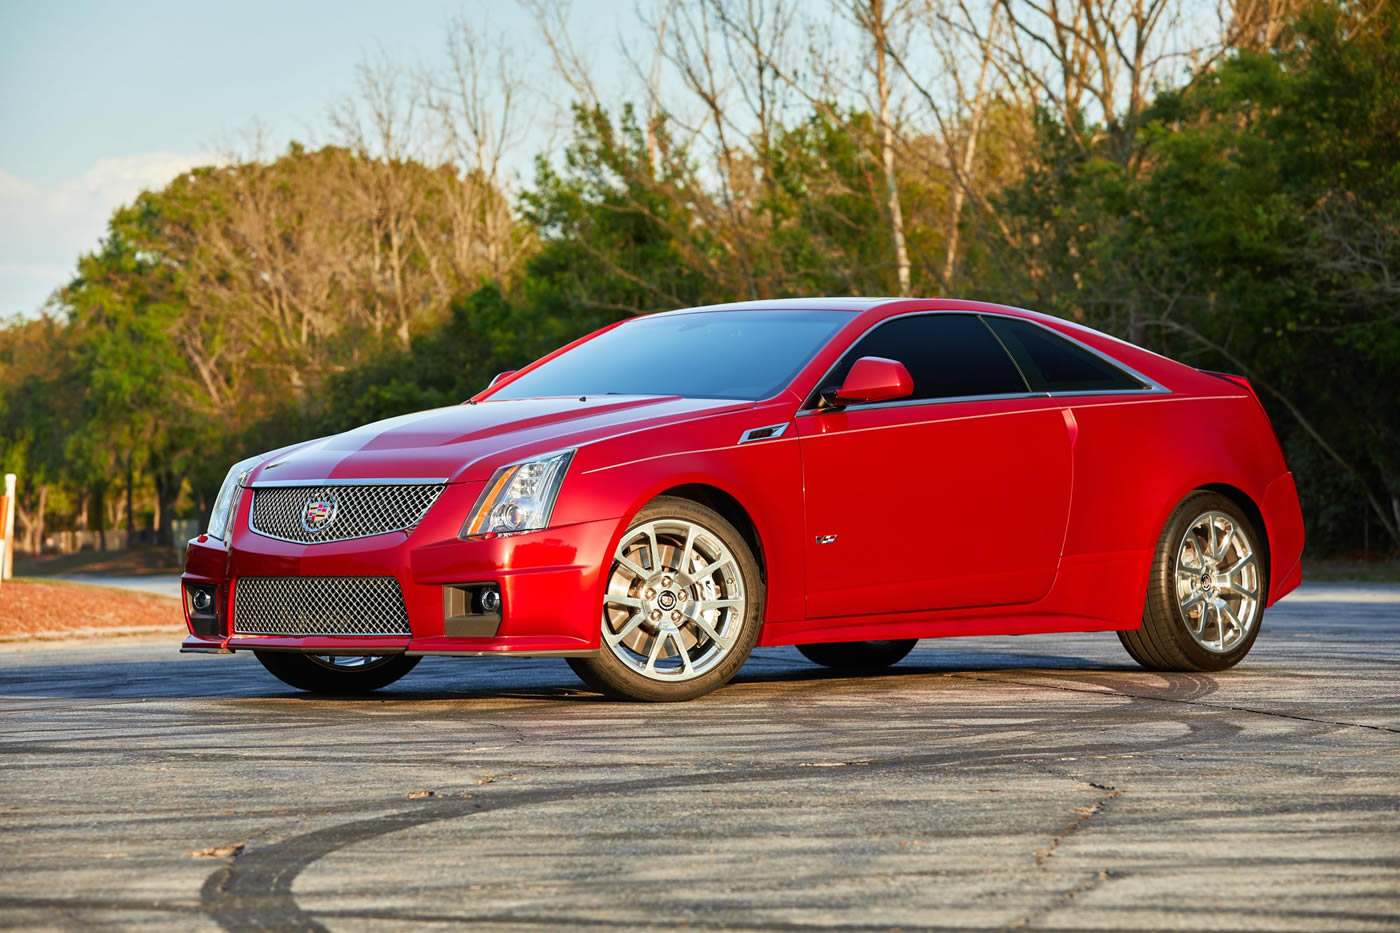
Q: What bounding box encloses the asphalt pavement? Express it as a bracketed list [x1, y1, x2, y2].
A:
[1, 584, 1397, 931]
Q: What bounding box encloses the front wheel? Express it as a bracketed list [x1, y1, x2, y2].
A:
[1120, 492, 1267, 672]
[254, 651, 421, 694]
[569, 496, 764, 701]
[797, 640, 917, 674]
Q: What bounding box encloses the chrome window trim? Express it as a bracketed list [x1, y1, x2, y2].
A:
[248, 477, 449, 489]
[797, 309, 1169, 415]
[799, 390, 1049, 416]
[738, 422, 791, 444]
[1047, 388, 1166, 398]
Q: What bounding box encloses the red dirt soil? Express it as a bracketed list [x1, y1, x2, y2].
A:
[1, 581, 182, 638]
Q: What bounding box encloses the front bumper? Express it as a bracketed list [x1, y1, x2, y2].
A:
[181, 481, 616, 657]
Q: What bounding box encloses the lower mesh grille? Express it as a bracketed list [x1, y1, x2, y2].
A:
[233, 576, 411, 636]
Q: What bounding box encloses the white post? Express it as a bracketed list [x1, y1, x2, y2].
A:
[2, 473, 14, 580]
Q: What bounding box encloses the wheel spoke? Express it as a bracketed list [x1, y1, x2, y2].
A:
[615, 555, 649, 582]
[643, 524, 662, 573]
[1220, 580, 1257, 599]
[1216, 523, 1235, 562]
[1225, 553, 1255, 577]
[672, 631, 694, 676]
[1192, 530, 1210, 566]
[677, 555, 709, 588]
[695, 598, 743, 611]
[1186, 604, 1204, 635]
[1219, 601, 1244, 646]
[644, 631, 668, 672]
[604, 611, 646, 647]
[605, 594, 644, 609]
[700, 557, 738, 588]
[1180, 591, 1205, 612]
[1203, 601, 1216, 637]
[1206, 519, 1218, 563]
[676, 526, 695, 578]
[686, 610, 725, 646]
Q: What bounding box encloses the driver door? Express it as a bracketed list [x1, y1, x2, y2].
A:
[796, 314, 1073, 620]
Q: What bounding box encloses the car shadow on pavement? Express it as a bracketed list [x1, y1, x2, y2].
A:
[0, 645, 1229, 705]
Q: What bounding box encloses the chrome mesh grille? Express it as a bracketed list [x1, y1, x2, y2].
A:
[233, 576, 411, 636]
[249, 483, 445, 544]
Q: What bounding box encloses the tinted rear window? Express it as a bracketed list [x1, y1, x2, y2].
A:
[983, 317, 1146, 393]
[818, 313, 1029, 402]
[491, 309, 852, 401]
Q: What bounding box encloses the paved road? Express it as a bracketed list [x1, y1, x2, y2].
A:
[2, 585, 1397, 931]
[47, 573, 183, 598]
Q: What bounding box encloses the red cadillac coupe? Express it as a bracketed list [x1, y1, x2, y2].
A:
[181, 298, 1304, 701]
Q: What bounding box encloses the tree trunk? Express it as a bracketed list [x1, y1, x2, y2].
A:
[34, 485, 46, 553]
[942, 8, 999, 290]
[95, 485, 107, 551]
[124, 451, 136, 544]
[154, 468, 182, 549]
[15, 485, 49, 553]
[870, 0, 911, 297]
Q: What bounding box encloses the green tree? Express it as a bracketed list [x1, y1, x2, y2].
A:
[981, 0, 1400, 550]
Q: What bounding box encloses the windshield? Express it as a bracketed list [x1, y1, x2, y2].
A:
[490, 309, 854, 401]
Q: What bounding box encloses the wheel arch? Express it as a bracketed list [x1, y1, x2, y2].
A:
[656, 483, 767, 585]
[1196, 482, 1271, 583]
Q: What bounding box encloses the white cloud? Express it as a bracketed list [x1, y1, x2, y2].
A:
[0, 152, 220, 317]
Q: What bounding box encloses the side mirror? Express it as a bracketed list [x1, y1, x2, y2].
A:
[826, 356, 914, 406]
[488, 370, 517, 388]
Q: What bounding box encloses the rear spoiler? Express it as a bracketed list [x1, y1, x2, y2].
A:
[1202, 370, 1253, 393]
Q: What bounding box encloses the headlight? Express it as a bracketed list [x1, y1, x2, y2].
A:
[461, 450, 575, 537]
[207, 454, 268, 542]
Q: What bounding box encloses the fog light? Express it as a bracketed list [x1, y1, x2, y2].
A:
[191, 588, 213, 612]
[480, 585, 501, 614]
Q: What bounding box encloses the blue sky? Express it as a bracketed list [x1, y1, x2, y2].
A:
[0, 0, 629, 318]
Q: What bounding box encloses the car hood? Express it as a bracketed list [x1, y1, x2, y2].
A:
[248, 396, 753, 485]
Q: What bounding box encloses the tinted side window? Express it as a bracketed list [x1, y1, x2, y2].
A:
[983, 317, 1146, 393]
[820, 314, 1029, 403]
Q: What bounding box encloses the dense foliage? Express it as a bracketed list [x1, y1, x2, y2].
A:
[1, 0, 1395, 556]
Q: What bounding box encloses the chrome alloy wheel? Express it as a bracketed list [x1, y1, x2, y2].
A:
[602, 519, 747, 682]
[308, 655, 395, 672]
[1175, 510, 1261, 653]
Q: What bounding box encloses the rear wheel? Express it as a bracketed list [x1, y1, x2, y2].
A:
[1120, 492, 1266, 672]
[797, 640, 917, 674]
[254, 651, 420, 694]
[569, 497, 763, 701]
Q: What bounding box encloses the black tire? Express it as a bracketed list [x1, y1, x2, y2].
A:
[568, 496, 764, 702]
[254, 651, 420, 694]
[1120, 491, 1268, 672]
[797, 639, 918, 674]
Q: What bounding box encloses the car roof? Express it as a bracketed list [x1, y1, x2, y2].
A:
[645, 297, 1194, 387]
[652, 296, 1060, 321]
[658, 297, 900, 314]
